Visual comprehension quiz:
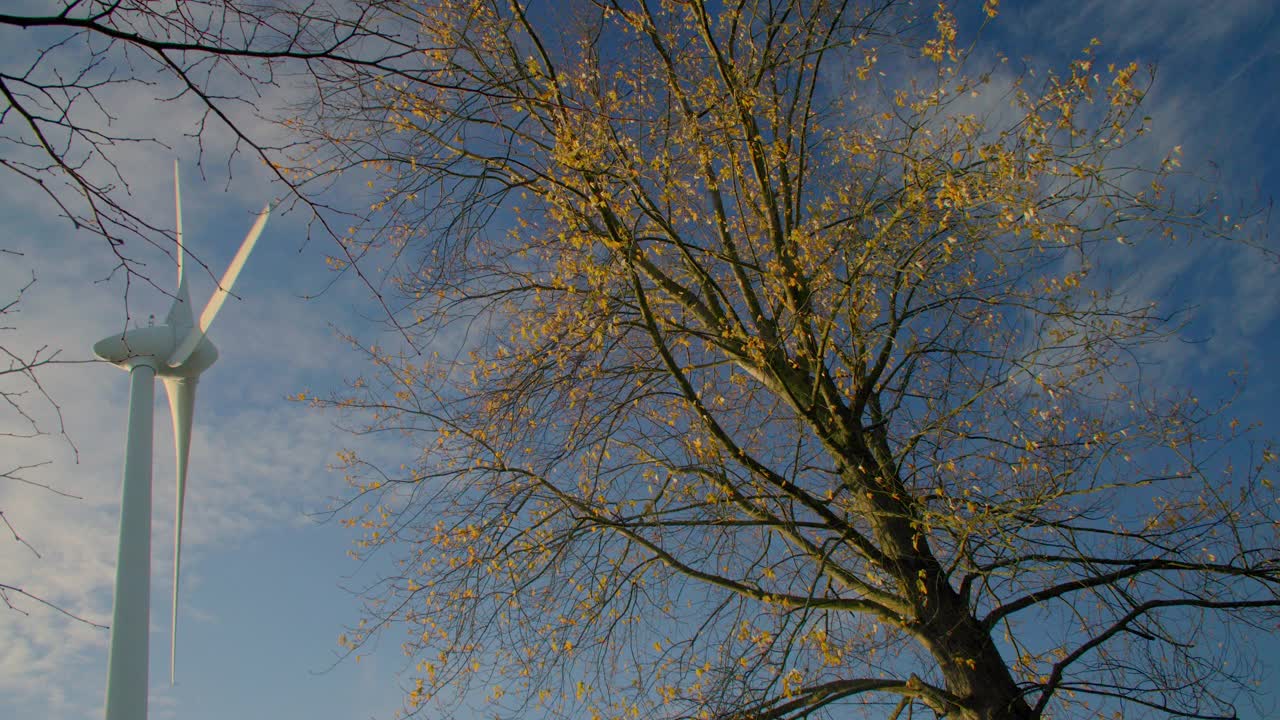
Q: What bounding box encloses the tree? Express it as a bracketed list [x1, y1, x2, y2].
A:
[299, 1, 1280, 719]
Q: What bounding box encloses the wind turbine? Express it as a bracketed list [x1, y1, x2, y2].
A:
[94, 162, 271, 720]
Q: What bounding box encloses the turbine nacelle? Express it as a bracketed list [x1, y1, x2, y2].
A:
[93, 328, 219, 377]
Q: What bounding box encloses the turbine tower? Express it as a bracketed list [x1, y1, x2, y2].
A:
[94, 162, 270, 720]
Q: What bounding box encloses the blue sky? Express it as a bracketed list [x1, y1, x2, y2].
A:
[2, 1, 1278, 719]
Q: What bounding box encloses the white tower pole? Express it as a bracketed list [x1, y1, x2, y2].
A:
[104, 362, 157, 720]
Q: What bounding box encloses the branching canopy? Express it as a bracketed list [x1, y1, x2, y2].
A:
[293, 2, 1279, 719]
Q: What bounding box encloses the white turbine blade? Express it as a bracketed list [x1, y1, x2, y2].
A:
[162, 377, 197, 686]
[165, 161, 194, 334]
[174, 160, 184, 287]
[167, 202, 270, 366]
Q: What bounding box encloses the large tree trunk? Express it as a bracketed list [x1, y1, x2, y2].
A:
[918, 579, 1035, 719]
[845, 454, 1035, 719]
